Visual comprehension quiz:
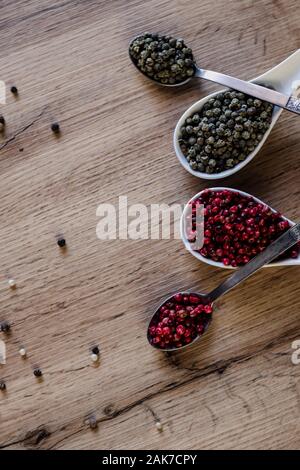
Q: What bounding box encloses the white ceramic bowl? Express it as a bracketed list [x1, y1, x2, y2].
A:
[174, 49, 300, 179]
[180, 187, 300, 269]
[174, 91, 280, 180]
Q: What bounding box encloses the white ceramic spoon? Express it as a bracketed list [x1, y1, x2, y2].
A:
[174, 50, 300, 180]
[180, 187, 300, 269]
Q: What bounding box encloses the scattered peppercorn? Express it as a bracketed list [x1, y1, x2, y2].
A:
[57, 237, 66, 248]
[129, 33, 195, 84]
[8, 279, 16, 289]
[0, 115, 5, 126]
[0, 380, 6, 391]
[19, 347, 27, 358]
[51, 122, 60, 134]
[10, 86, 18, 95]
[92, 346, 100, 355]
[178, 90, 273, 174]
[155, 421, 163, 432]
[88, 415, 98, 430]
[185, 189, 300, 267]
[33, 368, 42, 378]
[148, 293, 213, 350]
[0, 322, 11, 334]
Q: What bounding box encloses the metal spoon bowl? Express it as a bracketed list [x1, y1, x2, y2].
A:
[147, 291, 212, 352]
[129, 34, 192, 88]
[147, 224, 300, 351]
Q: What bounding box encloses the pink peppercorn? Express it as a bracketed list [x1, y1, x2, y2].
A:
[204, 305, 213, 314]
[188, 190, 299, 267]
[148, 293, 213, 350]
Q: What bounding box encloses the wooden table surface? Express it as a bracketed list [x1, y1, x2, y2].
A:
[0, 0, 300, 451]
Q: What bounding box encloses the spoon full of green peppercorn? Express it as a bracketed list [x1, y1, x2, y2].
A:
[129, 33, 300, 115]
[148, 223, 300, 351]
[174, 50, 300, 179]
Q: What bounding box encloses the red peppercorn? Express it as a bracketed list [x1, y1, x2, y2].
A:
[149, 326, 156, 336]
[291, 250, 299, 259]
[162, 326, 171, 336]
[176, 325, 185, 336]
[148, 293, 213, 350]
[174, 293, 182, 302]
[189, 294, 200, 304]
[204, 305, 213, 314]
[189, 189, 299, 267]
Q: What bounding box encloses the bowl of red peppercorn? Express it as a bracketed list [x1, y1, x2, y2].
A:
[147, 292, 213, 350]
[181, 188, 300, 269]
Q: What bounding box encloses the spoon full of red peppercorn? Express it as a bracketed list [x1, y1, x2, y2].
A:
[181, 188, 300, 269]
[129, 34, 300, 115]
[148, 223, 300, 351]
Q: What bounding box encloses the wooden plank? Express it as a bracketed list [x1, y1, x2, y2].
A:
[0, 0, 300, 450]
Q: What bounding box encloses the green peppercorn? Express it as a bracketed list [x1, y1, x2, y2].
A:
[213, 108, 221, 116]
[188, 137, 196, 145]
[129, 33, 195, 84]
[192, 114, 200, 124]
[242, 131, 250, 140]
[179, 88, 273, 174]
[226, 158, 235, 167]
[205, 110, 214, 118]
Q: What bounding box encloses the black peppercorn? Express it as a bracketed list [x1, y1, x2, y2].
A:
[0, 322, 11, 334]
[33, 368, 42, 378]
[57, 238, 66, 248]
[10, 86, 18, 95]
[0, 380, 6, 391]
[92, 346, 100, 355]
[51, 122, 60, 134]
[0, 115, 5, 126]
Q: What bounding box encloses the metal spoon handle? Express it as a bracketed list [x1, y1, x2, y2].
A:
[208, 224, 300, 303]
[195, 67, 300, 115]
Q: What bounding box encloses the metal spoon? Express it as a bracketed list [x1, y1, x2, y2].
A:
[129, 36, 300, 115]
[148, 223, 300, 351]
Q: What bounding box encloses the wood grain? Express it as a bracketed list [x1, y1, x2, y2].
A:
[0, 0, 300, 450]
